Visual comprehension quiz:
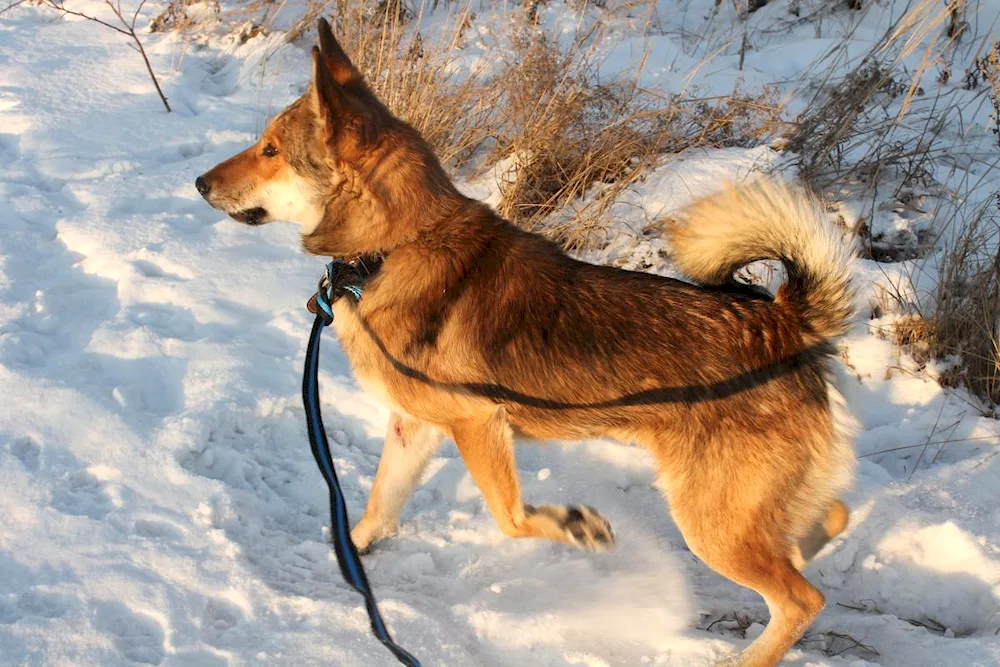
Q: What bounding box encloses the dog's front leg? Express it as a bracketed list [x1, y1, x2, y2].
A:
[450, 407, 615, 551]
[351, 413, 444, 553]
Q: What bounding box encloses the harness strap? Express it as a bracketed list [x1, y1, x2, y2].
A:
[302, 260, 420, 667]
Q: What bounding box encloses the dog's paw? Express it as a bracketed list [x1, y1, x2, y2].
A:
[350, 518, 396, 555]
[525, 504, 615, 551]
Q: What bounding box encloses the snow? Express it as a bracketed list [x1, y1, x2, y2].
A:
[1, 0, 1000, 665]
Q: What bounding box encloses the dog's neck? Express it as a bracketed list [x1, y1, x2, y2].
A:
[302, 145, 470, 259]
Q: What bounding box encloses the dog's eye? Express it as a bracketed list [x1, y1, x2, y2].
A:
[262, 143, 278, 158]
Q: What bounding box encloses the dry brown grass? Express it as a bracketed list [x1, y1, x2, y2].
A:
[788, 0, 975, 194]
[479, 33, 782, 247]
[784, 2, 1000, 407]
[926, 195, 1000, 404]
[149, 0, 218, 33]
[981, 39, 1000, 142]
[905, 41, 1000, 406]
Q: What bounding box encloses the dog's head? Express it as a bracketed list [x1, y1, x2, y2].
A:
[196, 19, 448, 257]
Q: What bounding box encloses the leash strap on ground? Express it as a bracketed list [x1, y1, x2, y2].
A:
[302, 263, 421, 667]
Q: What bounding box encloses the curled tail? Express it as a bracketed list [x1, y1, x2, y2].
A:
[668, 178, 856, 344]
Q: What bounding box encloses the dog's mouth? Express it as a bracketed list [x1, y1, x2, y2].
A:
[230, 207, 268, 226]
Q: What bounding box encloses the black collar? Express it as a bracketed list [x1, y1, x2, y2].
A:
[346, 253, 384, 279]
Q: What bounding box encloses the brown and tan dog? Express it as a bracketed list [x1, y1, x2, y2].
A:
[196, 18, 858, 666]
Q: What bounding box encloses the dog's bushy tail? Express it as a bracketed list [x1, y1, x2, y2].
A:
[669, 178, 855, 345]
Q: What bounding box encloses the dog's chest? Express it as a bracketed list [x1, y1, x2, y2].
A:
[331, 300, 416, 418]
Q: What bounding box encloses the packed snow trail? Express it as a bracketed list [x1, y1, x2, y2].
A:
[1, 3, 999, 666]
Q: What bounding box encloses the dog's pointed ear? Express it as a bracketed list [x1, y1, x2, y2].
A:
[310, 46, 352, 130]
[310, 46, 380, 153]
[317, 17, 363, 87]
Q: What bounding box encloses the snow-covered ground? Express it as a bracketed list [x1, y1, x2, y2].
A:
[1, 1, 999, 665]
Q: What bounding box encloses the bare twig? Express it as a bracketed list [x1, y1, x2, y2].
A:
[43, 0, 171, 112]
[837, 599, 883, 613]
[907, 397, 950, 481]
[0, 0, 31, 16]
[860, 433, 1000, 459]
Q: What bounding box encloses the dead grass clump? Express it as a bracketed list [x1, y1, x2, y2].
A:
[977, 40, 1000, 145]
[485, 36, 651, 231]
[789, 0, 975, 198]
[885, 314, 935, 366]
[906, 42, 1000, 407]
[149, 0, 218, 33]
[483, 34, 782, 246]
[786, 7, 1000, 409]
[788, 60, 907, 184]
[927, 196, 1000, 404]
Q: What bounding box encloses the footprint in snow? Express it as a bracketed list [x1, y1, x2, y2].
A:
[177, 141, 206, 160]
[126, 303, 199, 341]
[169, 55, 241, 115]
[132, 259, 190, 283]
[50, 469, 115, 520]
[133, 517, 186, 543]
[0, 132, 19, 160]
[92, 600, 167, 665]
[0, 330, 49, 367]
[0, 587, 77, 625]
[7, 435, 41, 472]
[0, 594, 21, 624]
[201, 57, 240, 98]
[162, 649, 231, 666]
[16, 588, 75, 620]
[201, 596, 244, 643]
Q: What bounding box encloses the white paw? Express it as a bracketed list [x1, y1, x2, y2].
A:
[350, 517, 397, 554]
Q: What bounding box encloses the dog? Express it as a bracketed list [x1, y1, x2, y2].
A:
[196, 18, 857, 666]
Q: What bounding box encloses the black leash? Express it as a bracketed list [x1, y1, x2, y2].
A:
[302, 258, 420, 667]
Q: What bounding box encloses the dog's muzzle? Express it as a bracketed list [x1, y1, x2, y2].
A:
[194, 176, 267, 226]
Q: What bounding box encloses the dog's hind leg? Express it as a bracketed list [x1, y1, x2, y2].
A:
[351, 413, 444, 553]
[660, 461, 825, 666]
[795, 499, 850, 568]
[449, 407, 615, 551]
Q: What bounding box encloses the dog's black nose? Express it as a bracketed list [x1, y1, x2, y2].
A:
[195, 176, 210, 196]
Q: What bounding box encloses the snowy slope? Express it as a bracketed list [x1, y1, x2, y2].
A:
[1, 2, 999, 666]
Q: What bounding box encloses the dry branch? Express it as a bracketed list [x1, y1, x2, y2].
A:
[44, 0, 171, 112]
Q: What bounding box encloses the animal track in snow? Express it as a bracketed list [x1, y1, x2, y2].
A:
[92, 600, 167, 665]
[201, 596, 244, 642]
[133, 517, 186, 543]
[0, 329, 49, 367]
[8, 435, 41, 472]
[177, 142, 206, 160]
[126, 303, 199, 341]
[201, 57, 240, 98]
[0, 132, 19, 160]
[16, 588, 74, 620]
[0, 587, 75, 625]
[51, 469, 115, 520]
[132, 260, 190, 282]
